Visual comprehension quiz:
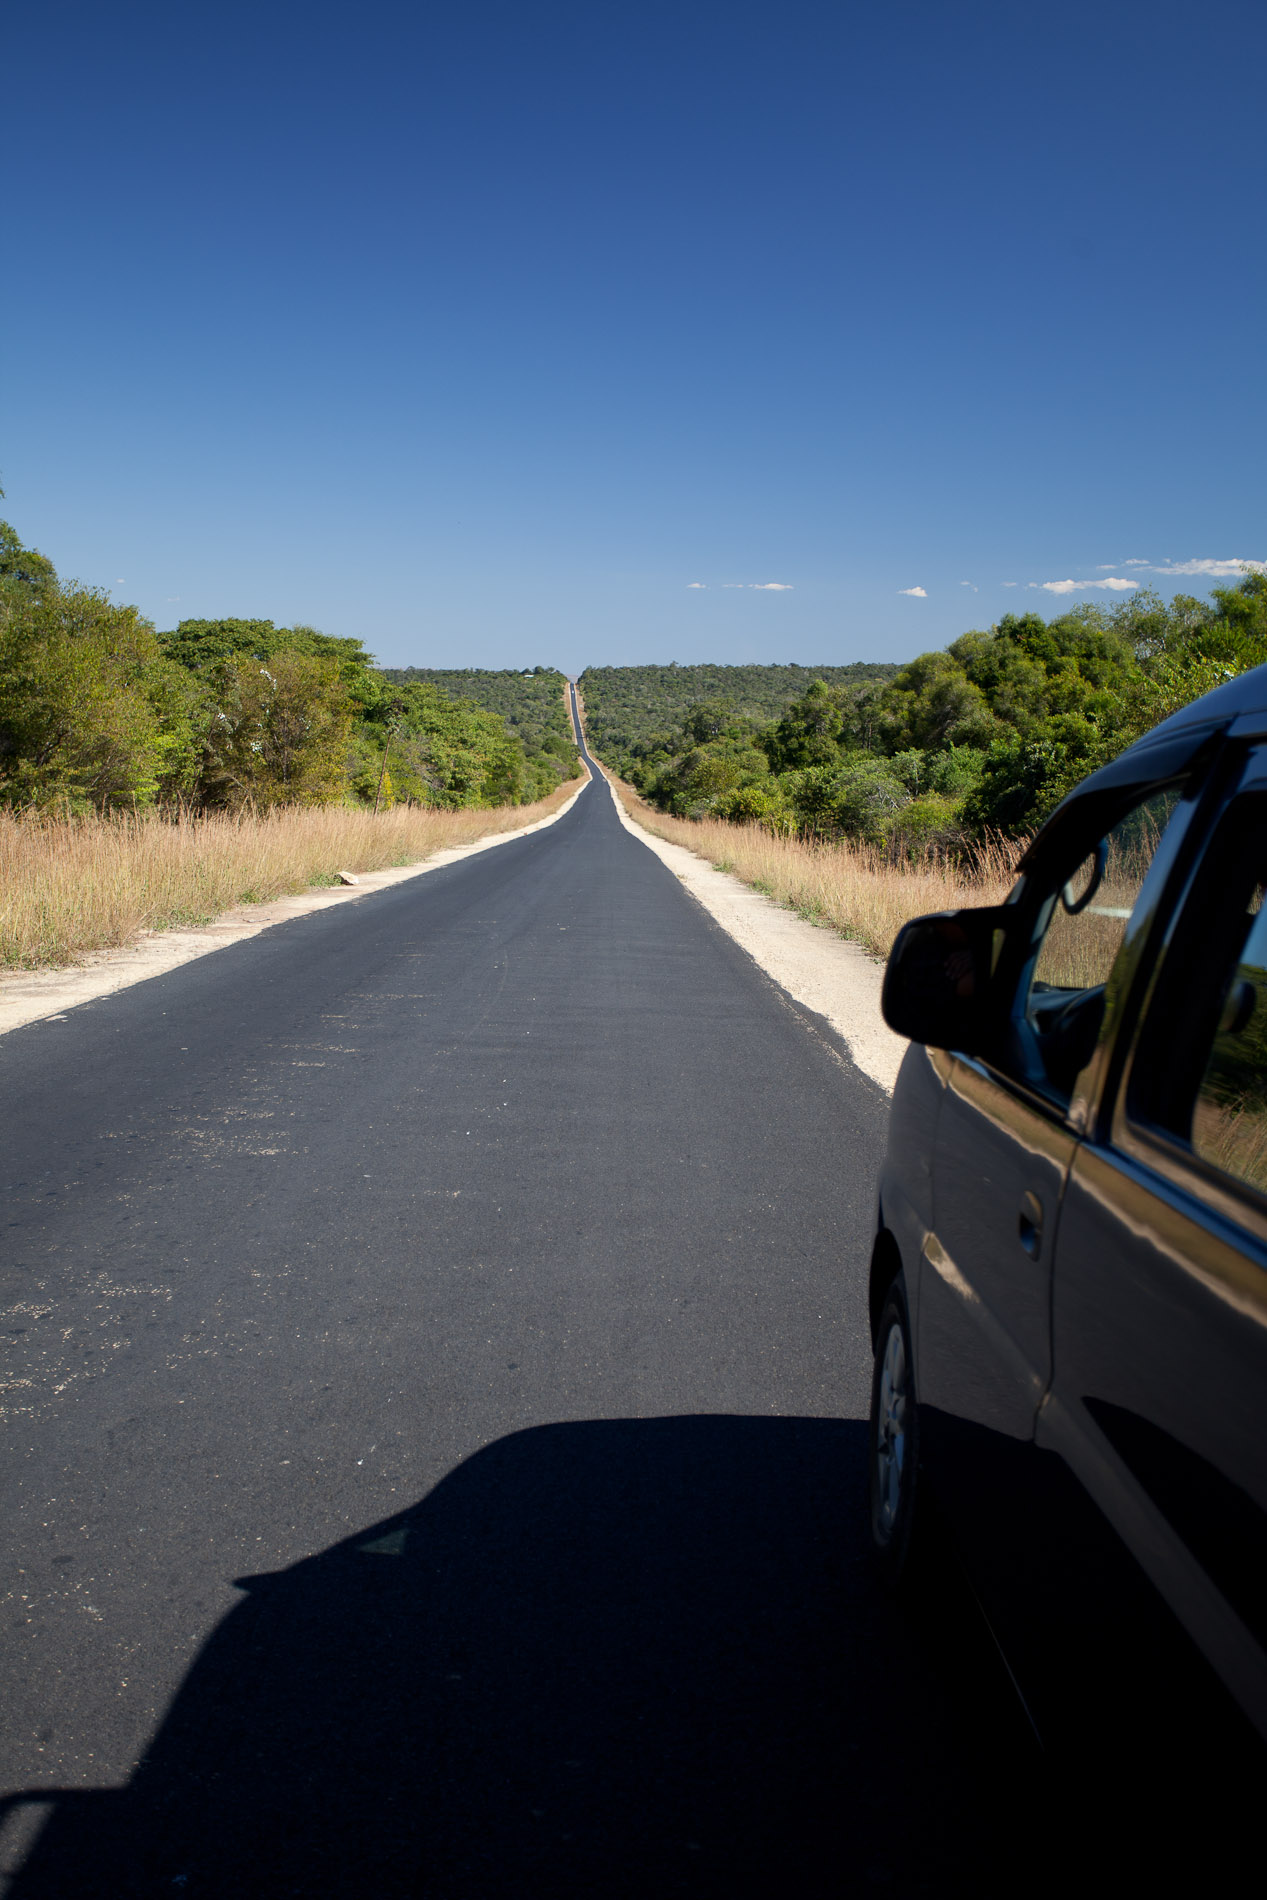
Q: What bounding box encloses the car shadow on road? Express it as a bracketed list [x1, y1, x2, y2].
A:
[3, 1415, 1036, 1898]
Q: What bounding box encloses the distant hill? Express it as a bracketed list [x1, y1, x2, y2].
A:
[577, 662, 899, 772]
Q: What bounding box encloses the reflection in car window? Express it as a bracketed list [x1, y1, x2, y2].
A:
[1031, 791, 1180, 998]
[1024, 789, 1181, 1100]
[1191, 885, 1267, 1197]
[1129, 788, 1267, 1215]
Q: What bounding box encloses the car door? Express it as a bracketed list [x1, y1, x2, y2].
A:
[1041, 750, 1267, 1750]
[918, 778, 1195, 1617]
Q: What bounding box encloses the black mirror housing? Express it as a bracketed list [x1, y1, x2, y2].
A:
[881, 906, 1012, 1054]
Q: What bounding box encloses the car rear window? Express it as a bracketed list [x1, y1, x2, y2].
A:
[1190, 884, 1267, 1196]
[1130, 790, 1267, 1209]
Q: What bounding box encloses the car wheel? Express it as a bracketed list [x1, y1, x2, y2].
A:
[868, 1275, 921, 1583]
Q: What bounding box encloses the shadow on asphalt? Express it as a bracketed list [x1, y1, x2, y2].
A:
[2, 1416, 1040, 1898]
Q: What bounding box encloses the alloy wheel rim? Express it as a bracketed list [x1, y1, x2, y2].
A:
[874, 1320, 908, 1541]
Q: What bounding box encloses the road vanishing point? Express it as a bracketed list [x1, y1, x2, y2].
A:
[1, 693, 1033, 1897]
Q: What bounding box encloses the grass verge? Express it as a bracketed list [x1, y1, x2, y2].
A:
[607, 773, 1023, 960]
[2, 779, 580, 971]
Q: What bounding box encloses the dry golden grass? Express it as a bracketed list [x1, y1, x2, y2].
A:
[1, 779, 580, 971]
[608, 774, 1023, 960]
[1193, 1096, 1267, 1196]
[1034, 887, 1133, 991]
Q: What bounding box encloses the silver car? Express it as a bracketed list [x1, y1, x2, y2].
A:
[870, 662, 1267, 1767]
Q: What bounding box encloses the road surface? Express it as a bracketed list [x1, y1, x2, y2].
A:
[0, 702, 1034, 1896]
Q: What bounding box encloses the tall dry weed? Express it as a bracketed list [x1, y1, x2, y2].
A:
[1, 781, 578, 971]
[610, 776, 1023, 959]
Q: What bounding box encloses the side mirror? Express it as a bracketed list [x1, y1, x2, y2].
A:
[881, 906, 1011, 1054]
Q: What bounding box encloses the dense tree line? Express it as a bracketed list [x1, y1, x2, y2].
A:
[586, 582, 1267, 846]
[379, 666, 579, 794]
[0, 518, 579, 813]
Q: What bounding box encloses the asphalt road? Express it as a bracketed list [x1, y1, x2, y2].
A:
[0, 705, 1036, 1897]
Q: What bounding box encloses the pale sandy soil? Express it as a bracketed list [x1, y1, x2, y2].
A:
[0, 776, 590, 1038]
[598, 769, 906, 1095]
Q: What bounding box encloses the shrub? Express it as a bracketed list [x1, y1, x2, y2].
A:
[787, 757, 909, 843]
[199, 651, 354, 808]
[715, 782, 786, 823]
[884, 792, 966, 860]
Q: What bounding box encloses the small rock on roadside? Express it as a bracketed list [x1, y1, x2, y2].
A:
[336, 870, 360, 885]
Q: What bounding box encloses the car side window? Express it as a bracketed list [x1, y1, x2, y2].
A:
[1022, 788, 1183, 1101]
[1130, 790, 1267, 1210]
[1191, 889, 1267, 1196]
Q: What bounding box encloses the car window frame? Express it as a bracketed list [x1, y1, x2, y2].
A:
[971, 743, 1217, 1135]
[1108, 744, 1267, 1251]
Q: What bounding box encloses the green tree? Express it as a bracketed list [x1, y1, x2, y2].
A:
[160, 617, 377, 686]
[351, 665, 582, 801]
[760, 680, 845, 770]
[0, 519, 57, 598]
[875, 650, 998, 753]
[1118, 575, 1267, 735]
[0, 581, 201, 810]
[349, 681, 532, 809]
[198, 651, 354, 808]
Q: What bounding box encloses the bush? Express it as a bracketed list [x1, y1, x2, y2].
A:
[646, 738, 771, 817]
[199, 651, 355, 808]
[786, 757, 909, 843]
[714, 782, 787, 823]
[884, 792, 966, 859]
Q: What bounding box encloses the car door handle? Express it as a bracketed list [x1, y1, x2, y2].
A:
[1018, 1191, 1044, 1260]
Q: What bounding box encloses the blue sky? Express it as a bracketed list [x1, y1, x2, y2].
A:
[4, 0, 1264, 674]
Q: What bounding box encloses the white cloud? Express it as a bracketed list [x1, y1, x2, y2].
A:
[898, 586, 927, 597]
[1040, 577, 1139, 595]
[1002, 581, 1018, 587]
[1098, 559, 1149, 568]
[115, 577, 125, 583]
[1151, 557, 1267, 578]
[722, 582, 745, 589]
[1123, 559, 1150, 565]
[960, 580, 978, 591]
[750, 582, 793, 590]
[686, 582, 707, 589]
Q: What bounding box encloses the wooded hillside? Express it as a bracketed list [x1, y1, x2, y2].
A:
[579, 662, 898, 777]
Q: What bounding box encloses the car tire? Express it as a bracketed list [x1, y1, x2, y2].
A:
[867, 1274, 922, 1585]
